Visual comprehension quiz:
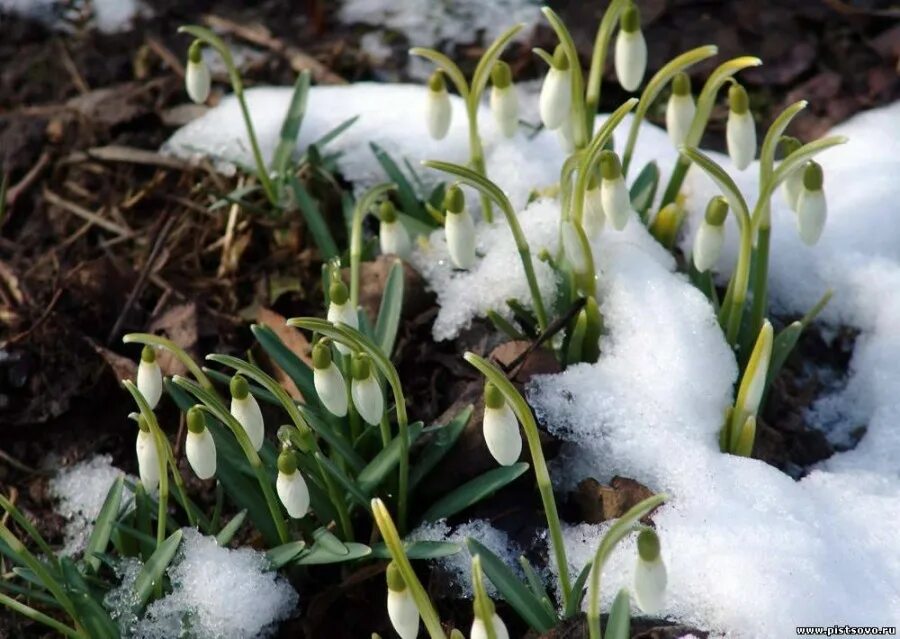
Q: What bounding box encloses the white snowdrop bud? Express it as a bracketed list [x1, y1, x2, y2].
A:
[378, 201, 412, 258]
[326, 279, 358, 355]
[471, 612, 511, 639]
[582, 171, 606, 239]
[426, 71, 452, 140]
[735, 320, 773, 420]
[666, 72, 695, 146]
[490, 61, 519, 138]
[351, 354, 383, 426]
[561, 220, 591, 277]
[135, 418, 160, 493]
[726, 84, 756, 171]
[185, 41, 211, 104]
[229, 375, 265, 452]
[482, 383, 522, 466]
[692, 196, 729, 273]
[556, 113, 576, 153]
[444, 185, 477, 270]
[137, 346, 163, 410]
[312, 341, 348, 417]
[796, 161, 827, 246]
[386, 563, 419, 639]
[276, 450, 310, 519]
[185, 407, 216, 480]
[539, 45, 572, 131]
[600, 151, 632, 231]
[634, 529, 667, 614]
[614, 3, 647, 92]
[780, 137, 804, 211]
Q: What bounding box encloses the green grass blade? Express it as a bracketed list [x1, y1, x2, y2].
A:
[357, 422, 424, 494]
[84, 476, 124, 573]
[133, 529, 182, 612]
[374, 259, 405, 357]
[215, 510, 247, 546]
[0, 592, 81, 638]
[421, 463, 528, 523]
[0, 494, 57, 566]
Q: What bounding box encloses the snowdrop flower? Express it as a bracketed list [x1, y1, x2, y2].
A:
[386, 562, 419, 639]
[666, 72, 695, 146]
[350, 353, 383, 426]
[326, 277, 358, 355]
[312, 341, 348, 418]
[582, 171, 605, 238]
[378, 200, 412, 259]
[135, 417, 160, 493]
[735, 320, 773, 420]
[444, 185, 476, 270]
[482, 382, 522, 466]
[137, 346, 162, 410]
[471, 611, 510, 639]
[561, 220, 591, 278]
[614, 3, 647, 92]
[600, 150, 632, 230]
[726, 83, 756, 171]
[490, 61, 519, 138]
[539, 45, 572, 131]
[692, 196, 729, 273]
[230, 375, 265, 452]
[780, 137, 804, 211]
[634, 529, 667, 614]
[185, 406, 216, 480]
[425, 70, 452, 140]
[185, 41, 211, 104]
[276, 448, 309, 519]
[556, 114, 576, 153]
[796, 161, 827, 246]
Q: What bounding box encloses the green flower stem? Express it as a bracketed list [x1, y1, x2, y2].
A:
[559, 152, 583, 223]
[541, 7, 589, 149]
[463, 352, 571, 608]
[423, 161, 549, 332]
[471, 555, 498, 639]
[178, 26, 277, 205]
[586, 494, 667, 639]
[0, 592, 83, 638]
[584, 0, 630, 136]
[620, 45, 719, 176]
[123, 381, 170, 549]
[171, 376, 292, 544]
[350, 184, 396, 308]
[659, 57, 762, 208]
[744, 226, 770, 361]
[123, 333, 214, 391]
[371, 498, 446, 638]
[287, 319, 412, 533]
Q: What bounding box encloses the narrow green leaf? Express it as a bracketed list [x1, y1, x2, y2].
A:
[301, 116, 358, 164]
[289, 175, 339, 259]
[267, 541, 307, 569]
[315, 452, 370, 510]
[0, 592, 80, 638]
[249, 324, 317, 406]
[215, 510, 247, 546]
[272, 71, 310, 176]
[0, 494, 57, 566]
[84, 476, 124, 573]
[629, 161, 659, 221]
[370, 143, 428, 223]
[605, 589, 631, 639]
[410, 405, 473, 487]
[564, 561, 592, 618]
[134, 529, 182, 612]
[487, 310, 527, 341]
[295, 541, 371, 565]
[374, 260, 405, 356]
[421, 463, 528, 523]
[358, 422, 423, 494]
[518, 556, 557, 619]
[370, 541, 461, 560]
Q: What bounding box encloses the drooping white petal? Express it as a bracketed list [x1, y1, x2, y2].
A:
[426, 89, 452, 140]
[483, 404, 522, 466]
[539, 67, 571, 131]
[387, 588, 419, 639]
[561, 221, 589, 275]
[782, 167, 804, 212]
[583, 186, 606, 239]
[314, 362, 348, 417]
[327, 300, 359, 354]
[185, 59, 211, 104]
[277, 469, 310, 519]
[137, 359, 162, 410]
[380, 219, 412, 258]
[136, 429, 160, 493]
[230, 394, 265, 451]
[601, 176, 632, 231]
[352, 375, 384, 426]
[445, 208, 477, 270]
[556, 114, 575, 153]
[796, 188, 827, 246]
[692, 221, 725, 273]
[490, 85, 519, 138]
[666, 93, 695, 146]
[634, 556, 667, 614]
[471, 613, 510, 639]
[186, 428, 217, 480]
[614, 30, 647, 92]
[726, 110, 756, 171]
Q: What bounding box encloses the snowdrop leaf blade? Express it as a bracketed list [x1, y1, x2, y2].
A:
[266, 540, 307, 569]
[133, 529, 182, 612]
[214, 509, 247, 547]
[289, 176, 339, 259]
[605, 589, 631, 639]
[83, 477, 124, 574]
[629, 160, 659, 220]
[679, 146, 750, 220]
[358, 423, 424, 494]
[471, 24, 524, 102]
[466, 539, 556, 632]
[518, 556, 557, 620]
[374, 260, 405, 357]
[410, 405, 473, 487]
[370, 541, 461, 560]
[421, 462, 528, 523]
[272, 71, 310, 175]
[564, 561, 593, 618]
[250, 325, 317, 404]
[370, 143, 429, 225]
[295, 541, 372, 565]
[315, 452, 371, 510]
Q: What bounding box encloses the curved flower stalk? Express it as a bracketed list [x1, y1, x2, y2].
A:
[411, 23, 524, 223]
[633, 529, 667, 614]
[539, 8, 590, 149]
[583, 0, 631, 136]
[464, 352, 572, 608]
[613, 3, 647, 92]
[230, 374, 265, 451]
[349, 183, 396, 307]
[585, 493, 667, 639]
[123, 332, 214, 390]
[471, 554, 510, 639]
[185, 406, 217, 480]
[137, 345, 163, 409]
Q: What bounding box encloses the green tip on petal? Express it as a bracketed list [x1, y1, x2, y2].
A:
[672, 71, 691, 97]
[445, 184, 465, 214]
[780, 135, 802, 158]
[491, 60, 513, 89]
[621, 3, 641, 33]
[230, 374, 250, 400]
[803, 161, 823, 191]
[277, 449, 298, 474]
[637, 528, 661, 562]
[379, 200, 398, 223]
[311, 341, 333, 369]
[137, 415, 150, 432]
[330, 279, 349, 305]
[484, 382, 505, 410]
[428, 70, 446, 92]
[705, 196, 729, 226]
[188, 40, 203, 64]
[351, 353, 371, 380]
[186, 406, 206, 434]
[600, 150, 622, 180]
[140, 345, 156, 363]
[551, 44, 570, 71]
[587, 168, 601, 191]
[386, 561, 407, 592]
[728, 83, 750, 115]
